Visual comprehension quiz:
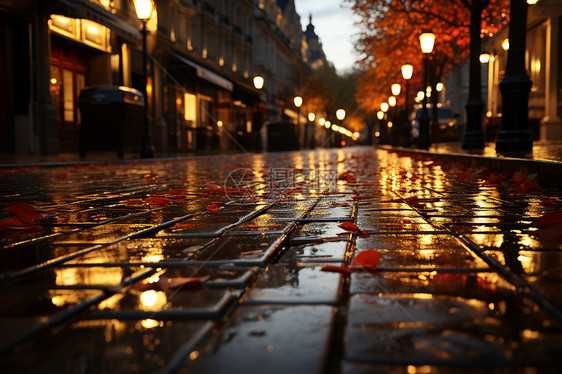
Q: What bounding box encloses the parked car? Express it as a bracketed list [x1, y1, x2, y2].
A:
[410, 105, 459, 141]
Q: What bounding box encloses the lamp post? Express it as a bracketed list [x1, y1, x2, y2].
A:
[253, 75, 264, 150]
[134, 0, 155, 158]
[496, 0, 533, 153]
[308, 112, 315, 148]
[418, 32, 435, 149]
[336, 109, 346, 148]
[401, 64, 413, 147]
[294, 96, 303, 148]
[388, 96, 399, 146]
[380, 102, 389, 144]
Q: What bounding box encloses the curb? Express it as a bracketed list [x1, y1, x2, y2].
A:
[380, 145, 562, 188]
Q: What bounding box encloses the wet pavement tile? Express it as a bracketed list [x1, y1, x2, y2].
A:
[184, 304, 335, 374]
[0, 243, 94, 274]
[349, 271, 514, 300]
[188, 234, 286, 265]
[463, 232, 562, 251]
[285, 240, 350, 264]
[360, 247, 489, 270]
[245, 263, 343, 305]
[0, 319, 215, 374]
[292, 221, 353, 239]
[344, 293, 562, 368]
[52, 224, 154, 244]
[64, 238, 214, 264]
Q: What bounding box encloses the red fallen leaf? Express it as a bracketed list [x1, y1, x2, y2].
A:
[516, 183, 528, 194]
[9, 202, 41, 224]
[320, 265, 352, 275]
[169, 198, 187, 204]
[338, 222, 361, 232]
[146, 196, 171, 206]
[0, 216, 33, 230]
[351, 250, 381, 271]
[338, 222, 370, 238]
[540, 198, 556, 206]
[124, 199, 144, 205]
[402, 219, 413, 224]
[162, 188, 186, 196]
[206, 204, 219, 212]
[331, 202, 350, 207]
[174, 222, 204, 228]
[524, 181, 540, 191]
[512, 170, 527, 184]
[532, 213, 562, 228]
[404, 196, 419, 203]
[206, 183, 224, 193]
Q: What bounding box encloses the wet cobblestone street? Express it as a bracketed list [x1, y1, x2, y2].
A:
[1, 146, 562, 373]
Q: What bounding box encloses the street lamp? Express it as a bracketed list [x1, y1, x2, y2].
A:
[253, 75, 264, 89]
[336, 109, 346, 121]
[391, 83, 401, 96]
[497, 0, 533, 153]
[294, 96, 303, 148]
[418, 31, 435, 149]
[401, 63, 413, 147]
[134, 0, 155, 158]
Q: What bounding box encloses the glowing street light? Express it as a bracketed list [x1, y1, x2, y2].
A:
[134, 0, 155, 158]
[336, 109, 346, 121]
[418, 31, 435, 149]
[401, 63, 413, 147]
[253, 75, 264, 89]
[388, 96, 396, 107]
[479, 53, 490, 63]
[391, 83, 401, 96]
[380, 102, 389, 112]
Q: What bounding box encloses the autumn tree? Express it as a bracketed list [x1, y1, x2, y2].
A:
[348, 0, 509, 143]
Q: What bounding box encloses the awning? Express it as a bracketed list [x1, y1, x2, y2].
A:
[41, 0, 141, 43]
[170, 52, 234, 92]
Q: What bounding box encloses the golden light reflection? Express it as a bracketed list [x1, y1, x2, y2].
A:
[419, 235, 434, 246]
[412, 293, 434, 300]
[140, 290, 167, 311]
[141, 319, 161, 329]
[418, 249, 435, 260]
[55, 267, 124, 286]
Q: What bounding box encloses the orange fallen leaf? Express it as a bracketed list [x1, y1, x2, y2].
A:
[9, 202, 41, 224]
[320, 265, 352, 275]
[532, 213, 562, 228]
[206, 204, 219, 212]
[338, 221, 370, 238]
[146, 196, 171, 206]
[351, 250, 381, 271]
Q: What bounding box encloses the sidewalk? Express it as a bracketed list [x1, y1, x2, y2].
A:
[1, 145, 562, 373]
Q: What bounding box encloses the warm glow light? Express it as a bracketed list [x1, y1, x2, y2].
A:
[377, 111, 384, 120]
[401, 64, 413, 80]
[217, 120, 223, 127]
[134, 0, 155, 21]
[319, 117, 325, 125]
[353, 131, 360, 139]
[436, 82, 444, 92]
[479, 53, 490, 63]
[527, 0, 538, 4]
[50, 78, 57, 85]
[375, 131, 380, 137]
[391, 83, 401, 96]
[341, 140, 347, 147]
[253, 75, 264, 89]
[294, 96, 303, 107]
[387, 121, 393, 128]
[324, 121, 331, 129]
[388, 96, 396, 107]
[417, 91, 425, 101]
[419, 32, 436, 54]
[502, 38, 509, 50]
[380, 102, 389, 112]
[308, 112, 315, 122]
[336, 109, 346, 121]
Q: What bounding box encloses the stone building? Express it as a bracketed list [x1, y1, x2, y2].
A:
[0, 0, 313, 155]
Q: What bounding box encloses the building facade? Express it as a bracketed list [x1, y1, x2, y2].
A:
[0, 0, 313, 155]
